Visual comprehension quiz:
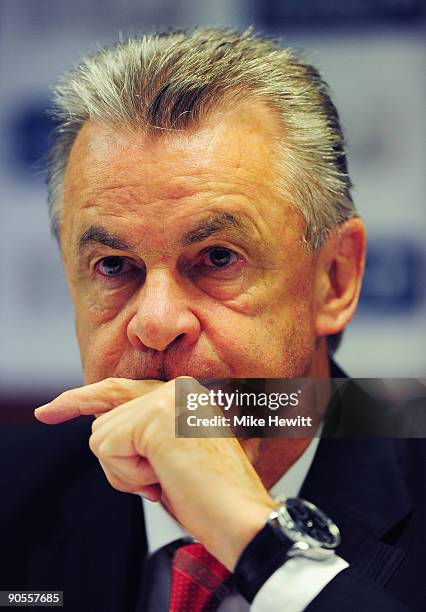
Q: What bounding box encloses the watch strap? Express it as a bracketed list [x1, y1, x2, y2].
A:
[234, 521, 292, 603]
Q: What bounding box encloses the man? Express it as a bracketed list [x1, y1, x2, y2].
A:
[1, 29, 424, 611]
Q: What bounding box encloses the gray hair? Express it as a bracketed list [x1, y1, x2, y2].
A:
[47, 27, 358, 351]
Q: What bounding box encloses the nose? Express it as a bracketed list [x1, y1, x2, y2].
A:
[127, 269, 201, 353]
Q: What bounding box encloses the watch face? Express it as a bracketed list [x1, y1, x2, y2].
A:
[285, 498, 340, 548]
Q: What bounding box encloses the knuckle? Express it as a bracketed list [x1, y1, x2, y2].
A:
[57, 390, 69, 403]
[176, 375, 198, 386]
[175, 376, 205, 393]
[88, 433, 100, 455]
[104, 376, 130, 404]
[97, 441, 111, 461]
[107, 474, 131, 493]
[105, 376, 125, 391]
[124, 481, 143, 494]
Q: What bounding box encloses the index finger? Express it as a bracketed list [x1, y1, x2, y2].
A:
[34, 378, 164, 424]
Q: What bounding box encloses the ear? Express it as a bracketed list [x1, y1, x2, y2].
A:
[314, 218, 367, 338]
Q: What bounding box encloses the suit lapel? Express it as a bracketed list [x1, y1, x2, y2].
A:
[61, 465, 146, 608]
[301, 365, 413, 586]
[53, 419, 147, 612]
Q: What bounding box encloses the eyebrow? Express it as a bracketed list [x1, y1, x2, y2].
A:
[179, 212, 254, 246]
[77, 212, 258, 256]
[78, 225, 135, 254]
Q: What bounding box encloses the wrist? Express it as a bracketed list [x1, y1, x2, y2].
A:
[214, 499, 276, 571]
[234, 496, 341, 603]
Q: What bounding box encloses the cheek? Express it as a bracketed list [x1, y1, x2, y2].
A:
[74, 301, 130, 384]
[210, 270, 316, 376]
[82, 335, 129, 384]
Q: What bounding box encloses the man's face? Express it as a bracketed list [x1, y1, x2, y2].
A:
[61, 103, 320, 385]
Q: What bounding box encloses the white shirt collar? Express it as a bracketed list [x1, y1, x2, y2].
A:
[143, 436, 320, 554]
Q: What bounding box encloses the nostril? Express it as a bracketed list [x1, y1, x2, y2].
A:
[168, 333, 186, 350]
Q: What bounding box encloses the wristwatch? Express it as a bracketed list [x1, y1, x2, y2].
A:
[234, 496, 341, 603]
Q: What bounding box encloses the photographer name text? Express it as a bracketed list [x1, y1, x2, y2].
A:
[185, 414, 312, 428]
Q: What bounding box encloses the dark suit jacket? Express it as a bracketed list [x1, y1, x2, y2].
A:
[1, 369, 425, 611]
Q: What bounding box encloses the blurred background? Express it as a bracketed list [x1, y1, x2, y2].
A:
[1, 0, 425, 420]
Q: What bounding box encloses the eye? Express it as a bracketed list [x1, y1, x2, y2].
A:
[201, 247, 240, 268]
[96, 256, 133, 277]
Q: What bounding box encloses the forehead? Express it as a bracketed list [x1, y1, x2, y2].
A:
[61, 101, 298, 250]
[64, 101, 280, 190]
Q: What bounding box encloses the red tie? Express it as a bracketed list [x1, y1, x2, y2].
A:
[169, 543, 233, 611]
